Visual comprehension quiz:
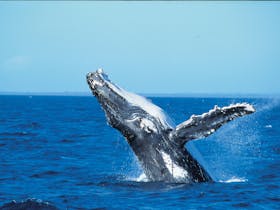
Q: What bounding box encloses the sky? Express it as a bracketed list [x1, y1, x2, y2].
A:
[0, 2, 280, 95]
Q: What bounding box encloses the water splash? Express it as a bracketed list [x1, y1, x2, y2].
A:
[219, 176, 248, 183]
[112, 134, 143, 179]
[126, 173, 149, 182]
[255, 97, 280, 112]
[202, 98, 280, 182]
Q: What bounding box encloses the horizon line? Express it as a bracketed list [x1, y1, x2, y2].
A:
[0, 91, 279, 98]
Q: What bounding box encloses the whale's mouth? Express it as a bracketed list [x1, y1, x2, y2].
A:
[87, 69, 114, 96]
[86, 69, 128, 122]
[87, 69, 131, 103]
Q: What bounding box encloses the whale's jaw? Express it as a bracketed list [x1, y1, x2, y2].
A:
[86, 69, 255, 183]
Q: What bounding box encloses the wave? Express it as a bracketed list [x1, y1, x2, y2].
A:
[30, 170, 60, 179]
[127, 173, 149, 182]
[0, 131, 37, 137]
[129, 173, 248, 184]
[0, 198, 58, 210]
[219, 176, 248, 183]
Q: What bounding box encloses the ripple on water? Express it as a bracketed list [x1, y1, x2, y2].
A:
[30, 171, 60, 179]
[60, 139, 76, 143]
[0, 131, 37, 137]
[232, 202, 251, 208]
[11, 122, 42, 129]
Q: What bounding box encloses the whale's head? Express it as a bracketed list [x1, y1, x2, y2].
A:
[86, 69, 174, 142]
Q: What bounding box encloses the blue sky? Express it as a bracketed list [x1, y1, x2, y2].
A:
[0, 2, 280, 95]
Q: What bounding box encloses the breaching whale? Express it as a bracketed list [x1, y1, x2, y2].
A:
[86, 69, 255, 183]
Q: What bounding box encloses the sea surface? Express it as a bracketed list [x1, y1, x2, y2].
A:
[0, 95, 279, 209]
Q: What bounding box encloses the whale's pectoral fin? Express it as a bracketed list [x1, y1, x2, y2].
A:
[171, 103, 255, 146]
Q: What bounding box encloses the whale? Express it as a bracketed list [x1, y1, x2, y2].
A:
[86, 69, 255, 183]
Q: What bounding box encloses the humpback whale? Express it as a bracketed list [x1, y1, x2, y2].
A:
[86, 69, 255, 183]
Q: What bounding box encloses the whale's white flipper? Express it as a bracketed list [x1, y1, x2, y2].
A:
[171, 103, 255, 146]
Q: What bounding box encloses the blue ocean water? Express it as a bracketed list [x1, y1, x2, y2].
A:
[0, 95, 279, 209]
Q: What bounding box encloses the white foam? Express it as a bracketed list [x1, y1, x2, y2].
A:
[219, 177, 248, 183]
[136, 173, 149, 182]
[127, 173, 149, 182]
[265, 125, 272, 128]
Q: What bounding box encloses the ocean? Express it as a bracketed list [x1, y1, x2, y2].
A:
[0, 95, 279, 209]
